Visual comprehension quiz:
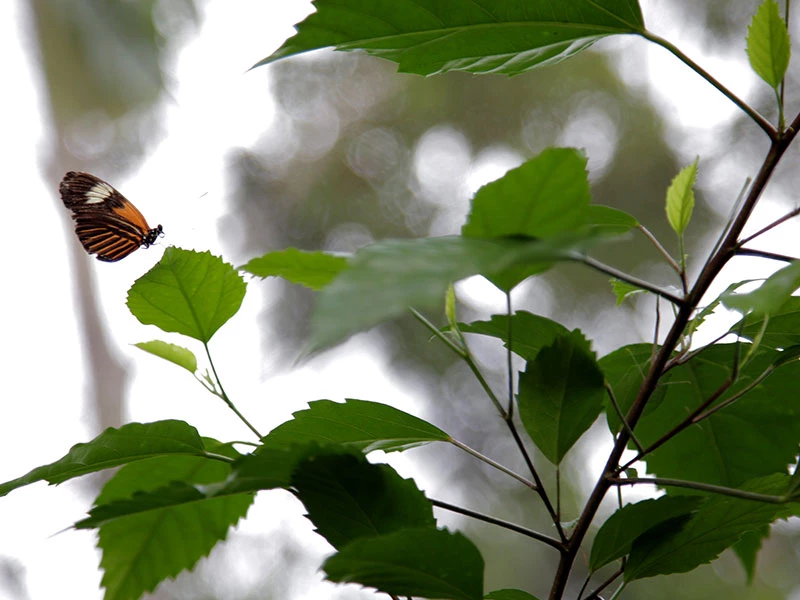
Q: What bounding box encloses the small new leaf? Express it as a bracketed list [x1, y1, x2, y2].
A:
[134, 340, 197, 373]
[747, 0, 791, 89]
[610, 278, 646, 305]
[665, 159, 698, 236]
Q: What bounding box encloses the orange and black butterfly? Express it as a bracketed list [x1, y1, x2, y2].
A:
[60, 171, 163, 262]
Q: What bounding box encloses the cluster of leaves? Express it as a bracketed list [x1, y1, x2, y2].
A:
[7, 1, 800, 599]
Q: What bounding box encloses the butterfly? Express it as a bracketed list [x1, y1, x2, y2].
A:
[60, 171, 163, 262]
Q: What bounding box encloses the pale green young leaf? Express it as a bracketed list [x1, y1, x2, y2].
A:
[134, 340, 197, 373]
[747, 0, 791, 89]
[665, 158, 698, 235]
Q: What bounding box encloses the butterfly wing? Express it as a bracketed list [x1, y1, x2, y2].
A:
[60, 171, 162, 262]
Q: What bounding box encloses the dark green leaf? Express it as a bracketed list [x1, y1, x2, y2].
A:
[625, 475, 792, 580]
[293, 453, 434, 549]
[735, 296, 800, 349]
[485, 590, 541, 600]
[636, 345, 800, 487]
[240, 248, 348, 290]
[589, 495, 703, 571]
[746, 0, 791, 89]
[97, 487, 252, 600]
[256, 0, 645, 76]
[134, 340, 197, 373]
[261, 398, 450, 453]
[460, 311, 569, 361]
[309, 235, 583, 353]
[599, 343, 666, 435]
[127, 248, 246, 343]
[0, 421, 206, 497]
[324, 528, 484, 600]
[733, 526, 768, 584]
[517, 331, 605, 464]
[462, 148, 590, 239]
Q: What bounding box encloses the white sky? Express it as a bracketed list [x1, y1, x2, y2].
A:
[1, 1, 799, 599]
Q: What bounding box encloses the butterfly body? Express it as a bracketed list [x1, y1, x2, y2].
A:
[60, 171, 163, 262]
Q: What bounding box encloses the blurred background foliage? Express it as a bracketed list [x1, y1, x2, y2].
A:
[23, 0, 800, 599]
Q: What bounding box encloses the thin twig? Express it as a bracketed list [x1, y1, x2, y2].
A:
[692, 366, 774, 423]
[736, 247, 797, 263]
[204, 343, 262, 439]
[638, 224, 682, 275]
[619, 374, 733, 471]
[640, 31, 776, 138]
[605, 382, 643, 453]
[585, 566, 624, 600]
[449, 438, 537, 490]
[575, 255, 685, 305]
[738, 206, 800, 246]
[506, 292, 515, 418]
[609, 476, 786, 503]
[429, 497, 565, 550]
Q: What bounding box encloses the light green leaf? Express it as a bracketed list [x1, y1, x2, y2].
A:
[309, 235, 586, 353]
[722, 262, 800, 317]
[665, 158, 698, 235]
[747, 0, 791, 89]
[610, 278, 646, 305]
[127, 248, 246, 343]
[240, 248, 348, 290]
[462, 148, 590, 239]
[255, 0, 645, 76]
[134, 340, 197, 373]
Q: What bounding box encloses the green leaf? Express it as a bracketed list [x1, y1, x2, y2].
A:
[261, 399, 450, 453]
[733, 526, 768, 584]
[485, 590, 541, 600]
[134, 340, 197, 373]
[735, 296, 800, 349]
[239, 248, 348, 291]
[324, 528, 484, 600]
[76, 453, 245, 528]
[517, 331, 605, 464]
[462, 148, 590, 239]
[309, 235, 584, 353]
[459, 311, 569, 361]
[599, 343, 665, 434]
[587, 205, 639, 236]
[97, 488, 252, 600]
[293, 453, 435, 549]
[589, 495, 703, 571]
[636, 344, 800, 487]
[747, 0, 791, 89]
[127, 248, 246, 343]
[0, 420, 206, 497]
[624, 475, 792, 581]
[687, 280, 756, 339]
[610, 278, 646, 305]
[255, 0, 645, 76]
[665, 158, 698, 236]
[722, 261, 800, 317]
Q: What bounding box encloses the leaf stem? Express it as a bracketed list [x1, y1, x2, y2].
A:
[638, 224, 682, 276]
[448, 438, 537, 490]
[640, 31, 776, 138]
[608, 476, 786, 503]
[429, 497, 565, 550]
[204, 342, 263, 439]
[575, 255, 685, 305]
